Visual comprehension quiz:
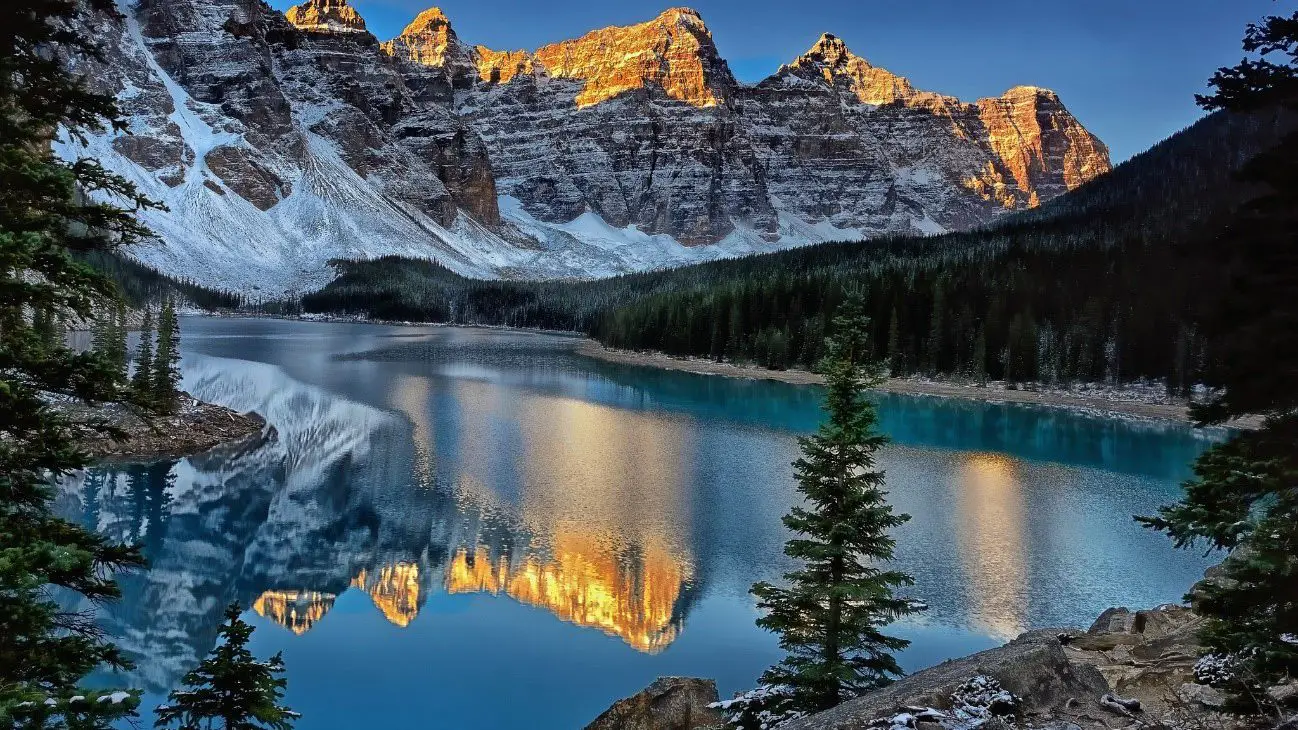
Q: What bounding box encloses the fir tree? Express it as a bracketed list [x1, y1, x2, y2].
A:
[885, 307, 901, 376]
[0, 0, 159, 726]
[1139, 9, 1298, 711]
[155, 604, 299, 730]
[750, 294, 924, 714]
[109, 298, 129, 378]
[132, 308, 155, 400]
[972, 326, 988, 387]
[32, 306, 62, 349]
[152, 299, 181, 411]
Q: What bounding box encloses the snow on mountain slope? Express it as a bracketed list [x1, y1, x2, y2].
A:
[62, 0, 1109, 296]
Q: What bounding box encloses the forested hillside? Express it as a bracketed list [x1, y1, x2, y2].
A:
[300, 109, 1288, 388]
[82, 252, 243, 311]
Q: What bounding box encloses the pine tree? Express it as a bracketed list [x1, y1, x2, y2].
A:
[32, 306, 62, 349]
[132, 308, 155, 400]
[155, 604, 299, 730]
[972, 325, 988, 387]
[0, 0, 158, 725]
[750, 294, 924, 714]
[886, 307, 901, 376]
[925, 281, 945, 375]
[1139, 9, 1298, 711]
[109, 298, 129, 378]
[152, 299, 181, 411]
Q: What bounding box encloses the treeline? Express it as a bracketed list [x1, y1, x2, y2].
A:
[81, 250, 245, 310]
[299, 109, 1287, 388]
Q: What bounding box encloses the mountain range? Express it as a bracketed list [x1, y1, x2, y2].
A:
[64, 0, 1111, 294]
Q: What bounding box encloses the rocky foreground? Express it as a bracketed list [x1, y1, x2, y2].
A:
[66, 394, 267, 462]
[589, 605, 1296, 730]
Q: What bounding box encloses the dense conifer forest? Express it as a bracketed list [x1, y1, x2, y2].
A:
[79, 108, 1246, 389]
[297, 109, 1289, 388]
[82, 251, 243, 310]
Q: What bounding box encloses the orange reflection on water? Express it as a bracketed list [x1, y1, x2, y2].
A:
[392, 374, 435, 486]
[445, 532, 687, 653]
[955, 453, 1029, 639]
[352, 563, 421, 628]
[252, 589, 337, 635]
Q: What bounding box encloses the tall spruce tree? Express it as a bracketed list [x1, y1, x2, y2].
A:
[132, 308, 154, 400]
[1139, 9, 1298, 711]
[108, 298, 128, 377]
[155, 604, 299, 730]
[152, 299, 181, 411]
[0, 0, 159, 726]
[751, 294, 924, 714]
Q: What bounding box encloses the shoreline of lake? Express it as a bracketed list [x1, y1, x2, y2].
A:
[64, 393, 268, 462]
[192, 313, 1258, 428]
[575, 340, 1261, 429]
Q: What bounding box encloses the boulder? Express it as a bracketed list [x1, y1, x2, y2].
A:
[584, 677, 725, 730]
[782, 630, 1112, 730]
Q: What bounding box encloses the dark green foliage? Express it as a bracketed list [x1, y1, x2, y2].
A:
[132, 308, 155, 398]
[78, 250, 243, 311]
[1140, 9, 1298, 711]
[155, 604, 298, 730]
[151, 299, 181, 412]
[108, 300, 128, 377]
[302, 108, 1289, 390]
[89, 299, 128, 380]
[1, 0, 158, 725]
[750, 296, 923, 713]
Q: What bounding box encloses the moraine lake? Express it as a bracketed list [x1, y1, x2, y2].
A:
[61, 316, 1220, 729]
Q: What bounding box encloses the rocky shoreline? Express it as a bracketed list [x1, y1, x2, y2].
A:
[64, 393, 268, 462]
[576, 341, 1263, 429]
[589, 603, 1293, 730]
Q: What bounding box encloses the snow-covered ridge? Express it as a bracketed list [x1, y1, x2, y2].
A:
[61, 0, 1109, 296]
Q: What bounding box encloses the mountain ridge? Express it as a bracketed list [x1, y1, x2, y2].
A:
[63, 0, 1110, 294]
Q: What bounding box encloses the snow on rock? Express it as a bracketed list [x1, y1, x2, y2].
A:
[710, 684, 808, 729]
[64, 1, 1109, 296]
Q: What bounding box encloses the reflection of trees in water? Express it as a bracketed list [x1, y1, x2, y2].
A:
[872, 393, 1216, 480]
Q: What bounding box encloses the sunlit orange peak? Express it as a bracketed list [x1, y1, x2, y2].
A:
[445, 539, 688, 653]
[252, 589, 337, 635]
[352, 563, 422, 628]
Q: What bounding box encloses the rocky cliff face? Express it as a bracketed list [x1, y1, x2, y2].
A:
[65, 1, 1110, 294]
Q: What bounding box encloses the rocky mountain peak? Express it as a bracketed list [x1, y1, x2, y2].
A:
[379, 5, 476, 85]
[805, 32, 852, 65]
[530, 7, 735, 107]
[73, 0, 1114, 292]
[780, 33, 923, 106]
[406, 5, 450, 28]
[656, 7, 706, 26]
[975, 85, 1111, 203]
[284, 0, 367, 34]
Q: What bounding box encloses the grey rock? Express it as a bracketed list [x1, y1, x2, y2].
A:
[584, 677, 725, 730]
[783, 630, 1111, 730]
[66, 1, 1110, 292]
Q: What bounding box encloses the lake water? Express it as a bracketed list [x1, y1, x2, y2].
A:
[61, 317, 1220, 729]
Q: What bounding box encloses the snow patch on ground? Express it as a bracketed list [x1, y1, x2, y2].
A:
[55, 12, 884, 299]
[57, 16, 885, 299]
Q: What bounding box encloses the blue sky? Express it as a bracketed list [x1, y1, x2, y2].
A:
[269, 0, 1281, 162]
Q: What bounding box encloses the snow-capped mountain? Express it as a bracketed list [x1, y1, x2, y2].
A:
[63, 0, 1111, 295]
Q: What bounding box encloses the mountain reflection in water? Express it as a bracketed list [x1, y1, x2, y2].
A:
[58, 319, 1222, 729]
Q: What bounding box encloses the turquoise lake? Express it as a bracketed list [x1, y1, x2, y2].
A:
[61, 316, 1221, 729]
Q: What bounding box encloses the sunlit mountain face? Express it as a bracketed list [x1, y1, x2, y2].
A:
[351, 563, 422, 628]
[445, 534, 689, 653]
[252, 590, 338, 635]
